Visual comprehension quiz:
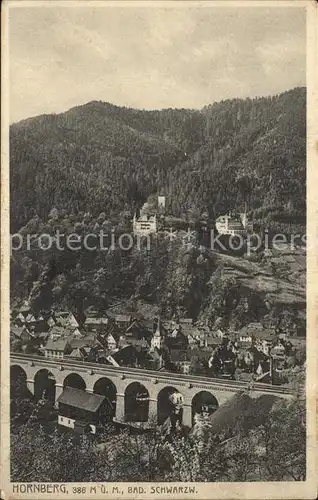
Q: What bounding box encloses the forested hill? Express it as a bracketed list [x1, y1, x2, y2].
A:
[10, 87, 306, 232]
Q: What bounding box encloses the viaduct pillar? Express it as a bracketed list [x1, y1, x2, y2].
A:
[115, 393, 125, 423]
[182, 404, 192, 428]
[26, 379, 34, 395]
[54, 383, 64, 407]
[148, 398, 157, 425]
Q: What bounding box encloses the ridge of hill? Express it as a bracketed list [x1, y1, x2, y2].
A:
[10, 87, 306, 233]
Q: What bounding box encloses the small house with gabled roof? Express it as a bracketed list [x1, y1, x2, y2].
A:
[44, 338, 72, 359]
[84, 316, 108, 334]
[10, 325, 30, 344]
[57, 387, 109, 434]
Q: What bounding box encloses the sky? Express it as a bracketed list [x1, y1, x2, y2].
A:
[9, 4, 306, 123]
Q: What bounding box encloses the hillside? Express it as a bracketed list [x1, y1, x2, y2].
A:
[10, 87, 306, 233]
[10, 88, 306, 331]
[11, 217, 306, 335]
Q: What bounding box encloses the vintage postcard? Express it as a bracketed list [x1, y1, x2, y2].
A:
[1, 0, 317, 499]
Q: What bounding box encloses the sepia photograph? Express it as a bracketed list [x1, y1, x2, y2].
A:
[1, 0, 317, 498]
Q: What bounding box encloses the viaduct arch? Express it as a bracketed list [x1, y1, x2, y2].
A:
[10, 354, 293, 428]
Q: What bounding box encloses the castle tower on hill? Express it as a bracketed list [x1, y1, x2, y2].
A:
[158, 196, 166, 209]
[132, 195, 165, 235]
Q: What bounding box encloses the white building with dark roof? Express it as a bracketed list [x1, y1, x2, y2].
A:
[57, 387, 107, 434]
[44, 338, 72, 359]
[215, 213, 250, 236]
[133, 213, 157, 235]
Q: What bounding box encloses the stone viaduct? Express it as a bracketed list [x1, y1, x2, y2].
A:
[11, 353, 293, 427]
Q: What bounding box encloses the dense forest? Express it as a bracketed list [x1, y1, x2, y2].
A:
[10, 87, 306, 234]
[10, 88, 306, 330]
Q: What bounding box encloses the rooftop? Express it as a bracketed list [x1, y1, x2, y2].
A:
[227, 220, 245, 231]
[136, 214, 156, 223]
[170, 349, 191, 363]
[10, 325, 27, 338]
[69, 336, 101, 349]
[84, 317, 108, 325]
[205, 336, 224, 346]
[57, 386, 105, 412]
[114, 314, 131, 323]
[45, 338, 71, 351]
[179, 318, 193, 325]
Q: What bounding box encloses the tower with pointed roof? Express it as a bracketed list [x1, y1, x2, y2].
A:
[151, 317, 164, 350]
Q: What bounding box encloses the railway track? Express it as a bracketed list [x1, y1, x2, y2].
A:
[10, 353, 293, 395]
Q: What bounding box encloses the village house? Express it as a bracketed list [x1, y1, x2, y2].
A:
[93, 349, 120, 366]
[57, 387, 109, 434]
[105, 332, 118, 351]
[194, 326, 210, 347]
[108, 312, 132, 330]
[70, 327, 83, 338]
[162, 319, 178, 331]
[253, 328, 276, 356]
[179, 325, 201, 349]
[169, 349, 191, 374]
[237, 327, 253, 344]
[30, 314, 49, 333]
[112, 345, 140, 368]
[214, 329, 227, 339]
[188, 347, 211, 375]
[165, 326, 188, 350]
[25, 313, 37, 328]
[84, 316, 108, 334]
[47, 316, 56, 329]
[70, 334, 103, 350]
[125, 320, 147, 341]
[28, 330, 49, 349]
[146, 348, 164, 371]
[114, 314, 131, 328]
[178, 318, 193, 326]
[204, 333, 224, 349]
[14, 312, 27, 326]
[117, 333, 129, 350]
[54, 311, 79, 329]
[116, 319, 150, 350]
[186, 332, 199, 349]
[271, 349, 287, 378]
[129, 338, 149, 351]
[18, 301, 31, 318]
[44, 338, 72, 359]
[84, 306, 99, 318]
[48, 325, 71, 340]
[284, 336, 306, 349]
[66, 347, 87, 361]
[271, 341, 286, 357]
[10, 325, 30, 344]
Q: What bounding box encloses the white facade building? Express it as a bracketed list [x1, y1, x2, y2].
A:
[133, 214, 157, 235]
[215, 211, 253, 236]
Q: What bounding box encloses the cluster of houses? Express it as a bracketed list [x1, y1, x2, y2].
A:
[10, 301, 304, 382]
